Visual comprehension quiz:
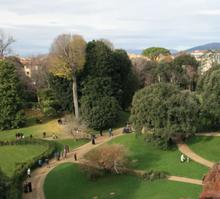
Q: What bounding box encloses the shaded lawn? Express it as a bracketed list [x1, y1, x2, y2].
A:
[187, 136, 220, 162]
[109, 134, 208, 179]
[54, 139, 88, 151]
[0, 144, 48, 177]
[0, 119, 62, 141]
[44, 163, 202, 199]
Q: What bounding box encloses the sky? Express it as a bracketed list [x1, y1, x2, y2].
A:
[0, 0, 220, 56]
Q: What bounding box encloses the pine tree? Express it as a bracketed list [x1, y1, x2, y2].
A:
[0, 60, 25, 129]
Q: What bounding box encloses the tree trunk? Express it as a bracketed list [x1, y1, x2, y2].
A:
[72, 76, 79, 119]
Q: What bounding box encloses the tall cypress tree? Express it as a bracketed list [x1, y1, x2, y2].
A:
[0, 60, 25, 130]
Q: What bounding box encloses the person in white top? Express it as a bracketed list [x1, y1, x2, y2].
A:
[27, 168, 31, 178]
[180, 154, 185, 163]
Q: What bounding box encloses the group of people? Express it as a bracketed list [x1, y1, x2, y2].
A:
[93, 128, 113, 144]
[123, 122, 132, 133]
[15, 132, 25, 140]
[54, 145, 70, 161]
[180, 154, 190, 163]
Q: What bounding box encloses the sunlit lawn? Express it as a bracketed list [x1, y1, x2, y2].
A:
[108, 134, 208, 179]
[187, 136, 220, 162]
[44, 163, 202, 199]
[0, 119, 63, 141]
[0, 144, 48, 176]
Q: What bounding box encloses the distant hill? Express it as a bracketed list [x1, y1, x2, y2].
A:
[187, 43, 220, 52]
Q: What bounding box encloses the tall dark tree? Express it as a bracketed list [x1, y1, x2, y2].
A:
[112, 49, 138, 108]
[0, 60, 25, 130]
[48, 74, 73, 112]
[83, 41, 137, 109]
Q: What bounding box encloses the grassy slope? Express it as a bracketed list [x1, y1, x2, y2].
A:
[188, 136, 220, 162]
[109, 134, 208, 179]
[44, 163, 202, 199]
[0, 119, 63, 141]
[0, 144, 48, 176]
[54, 139, 88, 151]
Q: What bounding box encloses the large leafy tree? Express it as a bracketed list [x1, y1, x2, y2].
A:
[142, 47, 171, 61]
[0, 60, 25, 130]
[49, 34, 86, 119]
[174, 54, 199, 91]
[130, 83, 200, 148]
[130, 83, 179, 131]
[197, 66, 220, 130]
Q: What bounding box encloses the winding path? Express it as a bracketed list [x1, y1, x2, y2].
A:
[177, 142, 215, 168]
[23, 131, 210, 199]
[22, 129, 124, 199]
[196, 132, 220, 137]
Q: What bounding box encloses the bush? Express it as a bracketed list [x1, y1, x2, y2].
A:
[38, 88, 60, 117]
[82, 144, 128, 180]
[131, 83, 200, 148]
[142, 170, 168, 181]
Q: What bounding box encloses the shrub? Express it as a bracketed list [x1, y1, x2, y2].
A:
[82, 144, 128, 180]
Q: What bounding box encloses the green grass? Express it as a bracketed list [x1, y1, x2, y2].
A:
[0, 119, 63, 141]
[187, 136, 220, 162]
[0, 144, 48, 176]
[44, 163, 202, 199]
[108, 134, 208, 179]
[54, 139, 88, 151]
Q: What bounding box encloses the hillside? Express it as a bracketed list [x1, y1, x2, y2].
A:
[187, 43, 220, 52]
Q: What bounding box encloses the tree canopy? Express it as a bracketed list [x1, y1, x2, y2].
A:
[130, 83, 201, 148]
[0, 60, 25, 129]
[142, 47, 171, 61]
[49, 34, 86, 119]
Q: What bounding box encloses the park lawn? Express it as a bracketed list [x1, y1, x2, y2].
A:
[108, 134, 208, 179]
[0, 119, 63, 141]
[187, 136, 220, 162]
[44, 163, 202, 199]
[0, 144, 48, 177]
[54, 139, 88, 151]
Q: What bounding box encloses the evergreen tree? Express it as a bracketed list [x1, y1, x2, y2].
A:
[0, 60, 25, 130]
[48, 74, 73, 112]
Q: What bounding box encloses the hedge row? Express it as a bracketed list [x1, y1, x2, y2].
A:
[0, 139, 56, 199]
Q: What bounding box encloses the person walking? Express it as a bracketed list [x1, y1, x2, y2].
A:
[64, 148, 67, 158]
[45, 158, 50, 168]
[74, 153, 77, 161]
[108, 128, 113, 137]
[92, 135, 96, 145]
[27, 168, 31, 178]
[27, 181, 32, 192]
[99, 129, 103, 136]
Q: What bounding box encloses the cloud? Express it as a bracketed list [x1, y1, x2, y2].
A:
[196, 9, 220, 16]
[0, 0, 220, 55]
